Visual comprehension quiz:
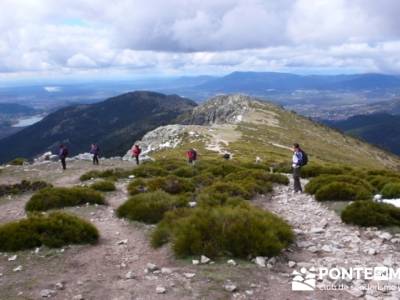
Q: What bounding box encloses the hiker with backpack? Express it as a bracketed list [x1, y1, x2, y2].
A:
[292, 143, 308, 193]
[187, 148, 197, 165]
[59, 144, 69, 170]
[131, 144, 142, 165]
[90, 143, 100, 165]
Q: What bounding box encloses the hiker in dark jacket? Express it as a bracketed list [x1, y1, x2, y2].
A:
[186, 148, 197, 165]
[59, 144, 69, 170]
[292, 143, 305, 193]
[131, 145, 141, 165]
[90, 143, 100, 165]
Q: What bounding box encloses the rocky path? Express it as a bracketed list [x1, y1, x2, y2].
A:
[257, 178, 400, 300]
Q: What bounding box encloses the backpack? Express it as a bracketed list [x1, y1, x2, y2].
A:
[300, 150, 308, 166]
[192, 150, 197, 160]
[62, 148, 69, 157]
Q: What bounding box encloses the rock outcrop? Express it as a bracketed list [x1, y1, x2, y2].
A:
[123, 125, 187, 160]
[180, 94, 257, 125]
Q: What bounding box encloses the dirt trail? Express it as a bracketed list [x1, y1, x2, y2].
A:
[255, 178, 400, 300]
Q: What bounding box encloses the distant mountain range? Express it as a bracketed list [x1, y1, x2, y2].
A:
[0, 91, 196, 163]
[169, 72, 400, 97]
[324, 113, 400, 155]
[0, 103, 37, 115]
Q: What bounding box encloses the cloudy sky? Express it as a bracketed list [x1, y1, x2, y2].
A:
[1, 0, 400, 80]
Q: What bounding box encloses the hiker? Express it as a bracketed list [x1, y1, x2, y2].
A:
[59, 144, 69, 170]
[131, 144, 141, 165]
[90, 143, 100, 165]
[223, 153, 230, 160]
[186, 148, 197, 165]
[292, 143, 308, 193]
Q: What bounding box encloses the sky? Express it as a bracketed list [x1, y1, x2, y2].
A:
[1, 0, 400, 81]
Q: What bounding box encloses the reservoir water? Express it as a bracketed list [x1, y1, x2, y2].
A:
[12, 115, 44, 127]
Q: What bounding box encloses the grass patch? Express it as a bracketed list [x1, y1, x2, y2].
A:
[341, 201, 400, 227]
[0, 212, 99, 251]
[90, 180, 116, 192]
[151, 205, 293, 258]
[0, 180, 51, 197]
[9, 157, 27, 166]
[26, 187, 105, 211]
[117, 191, 188, 224]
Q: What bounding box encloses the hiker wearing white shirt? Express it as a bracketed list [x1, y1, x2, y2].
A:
[292, 143, 308, 193]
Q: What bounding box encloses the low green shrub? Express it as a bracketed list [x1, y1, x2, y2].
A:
[366, 169, 400, 177]
[315, 182, 372, 201]
[0, 212, 99, 251]
[147, 175, 195, 194]
[127, 178, 147, 195]
[202, 181, 252, 199]
[151, 208, 192, 248]
[9, 157, 27, 166]
[366, 176, 400, 192]
[173, 166, 198, 178]
[381, 183, 400, 199]
[300, 165, 345, 178]
[26, 187, 105, 211]
[0, 180, 52, 197]
[152, 160, 187, 171]
[90, 180, 116, 192]
[192, 172, 214, 188]
[80, 170, 101, 181]
[225, 170, 289, 186]
[151, 205, 294, 258]
[117, 191, 188, 224]
[241, 163, 270, 171]
[341, 201, 400, 227]
[80, 168, 132, 182]
[197, 193, 246, 207]
[305, 175, 374, 195]
[132, 164, 168, 178]
[206, 163, 244, 177]
[236, 179, 273, 197]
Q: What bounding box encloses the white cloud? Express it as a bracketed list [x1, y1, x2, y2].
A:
[0, 0, 400, 77]
[67, 53, 97, 68]
[44, 86, 61, 92]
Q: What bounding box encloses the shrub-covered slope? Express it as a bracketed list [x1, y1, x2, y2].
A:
[130, 94, 400, 170]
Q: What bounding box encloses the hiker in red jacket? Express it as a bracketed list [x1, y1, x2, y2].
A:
[186, 148, 197, 165]
[131, 145, 141, 165]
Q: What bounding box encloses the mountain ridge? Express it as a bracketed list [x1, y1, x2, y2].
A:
[0, 91, 197, 163]
[126, 94, 400, 170]
[324, 113, 400, 155]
